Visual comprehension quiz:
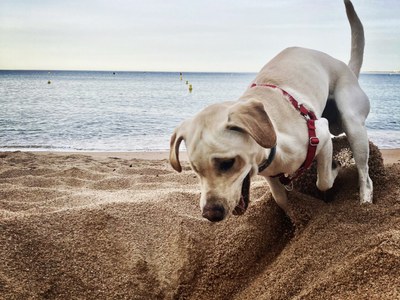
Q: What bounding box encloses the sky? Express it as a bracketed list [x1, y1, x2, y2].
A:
[0, 0, 399, 72]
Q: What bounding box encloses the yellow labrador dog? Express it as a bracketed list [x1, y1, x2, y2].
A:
[170, 0, 372, 222]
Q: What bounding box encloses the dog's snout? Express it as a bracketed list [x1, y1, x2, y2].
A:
[202, 203, 225, 222]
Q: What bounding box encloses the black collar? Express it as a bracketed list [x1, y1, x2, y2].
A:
[258, 146, 276, 173]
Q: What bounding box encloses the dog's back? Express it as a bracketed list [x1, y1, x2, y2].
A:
[249, 0, 366, 118]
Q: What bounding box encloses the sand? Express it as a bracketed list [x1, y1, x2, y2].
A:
[0, 143, 399, 299]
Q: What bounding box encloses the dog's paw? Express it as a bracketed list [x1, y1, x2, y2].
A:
[321, 187, 336, 203]
[332, 159, 341, 170]
[316, 187, 335, 203]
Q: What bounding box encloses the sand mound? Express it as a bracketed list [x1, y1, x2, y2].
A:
[0, 149, 399, 299]
[294, 136, 386, 199]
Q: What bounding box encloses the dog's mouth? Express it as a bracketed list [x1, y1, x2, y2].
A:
[232, 173, 250, 215]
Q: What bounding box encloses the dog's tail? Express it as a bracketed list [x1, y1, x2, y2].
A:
[344, 0, 365, 78]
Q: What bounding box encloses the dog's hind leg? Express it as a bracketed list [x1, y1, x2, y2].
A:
[344, 123, 373, 204]
[334, 83, 373, 204]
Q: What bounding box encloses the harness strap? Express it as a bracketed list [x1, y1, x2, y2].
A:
[252, 83, 319, 186]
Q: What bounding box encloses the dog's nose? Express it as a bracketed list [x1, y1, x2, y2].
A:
[202, 203, 225, 222]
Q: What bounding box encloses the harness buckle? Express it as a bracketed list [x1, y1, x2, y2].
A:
[309, 137, 319, 146]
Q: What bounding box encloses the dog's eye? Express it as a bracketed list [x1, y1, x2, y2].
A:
[218, 158, 235, 172]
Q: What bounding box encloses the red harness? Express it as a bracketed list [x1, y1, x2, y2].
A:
[251, 83, 319, 187]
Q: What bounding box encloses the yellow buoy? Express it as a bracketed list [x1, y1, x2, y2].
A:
[188, 84, 193, 92]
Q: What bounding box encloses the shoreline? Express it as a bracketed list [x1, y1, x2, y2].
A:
[379, 148, 400, 164]
[27, 149, 400, 164]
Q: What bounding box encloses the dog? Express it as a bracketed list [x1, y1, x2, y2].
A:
[169, 0, 373, 222]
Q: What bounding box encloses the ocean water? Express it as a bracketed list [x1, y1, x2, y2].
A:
[0, 70, 399, 151]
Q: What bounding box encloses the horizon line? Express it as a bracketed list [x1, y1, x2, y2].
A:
[1, 69, 399, 74]
[0, 68, 257, 74]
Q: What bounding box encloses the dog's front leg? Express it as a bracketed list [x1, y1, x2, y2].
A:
[265, 177, 309, 227]
[265, 176, 291, 214]
[315, 118, 341, 200]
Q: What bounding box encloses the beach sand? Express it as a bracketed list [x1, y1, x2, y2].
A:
[0, 144, 399, 299]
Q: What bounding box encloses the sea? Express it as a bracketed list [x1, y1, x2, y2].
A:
[0, 70, 399, 152]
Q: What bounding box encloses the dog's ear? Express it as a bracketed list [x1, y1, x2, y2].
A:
[169, 126, 185, 172]
[227, 100, 276, 148]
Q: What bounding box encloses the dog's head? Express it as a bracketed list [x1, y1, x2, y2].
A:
[169, 99, 276, 222]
